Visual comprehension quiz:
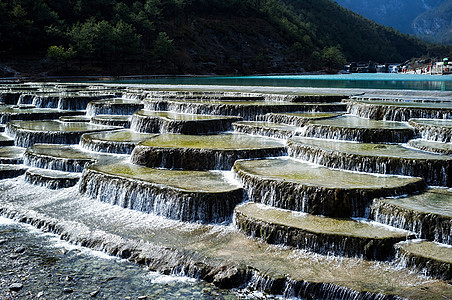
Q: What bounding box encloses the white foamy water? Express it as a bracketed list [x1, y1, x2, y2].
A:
[144, 271, 197, 284]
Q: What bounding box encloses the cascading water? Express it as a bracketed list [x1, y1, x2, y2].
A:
[287, 139, 452, 187]
[79, 165, 243, 223]
[346, 101, 452, 121]
[0, 83, 452, 299]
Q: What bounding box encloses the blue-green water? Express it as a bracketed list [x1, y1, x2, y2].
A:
[103, 73, 452, 91]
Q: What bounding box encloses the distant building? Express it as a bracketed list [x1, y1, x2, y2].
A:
[388, 65, 400, 73]
[431, 58, 452, 75]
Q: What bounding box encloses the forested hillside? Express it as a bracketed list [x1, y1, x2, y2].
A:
[413, 0, 452, 44]
[0, 0, 448, 76]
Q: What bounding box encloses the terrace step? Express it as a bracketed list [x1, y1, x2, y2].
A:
[408, 139, 452, 155]
[395, 240, 452, 281]
[131, 133, 286, 170]
[59, 115, 91, 123]
[90, 115, 131, 128]
[79, 161, 243, 223]
[232, 121, 302, 139]
[144, 99, 347, 121]
[299, 115, 416, 143]
[86, 98, 144, 116]
[235, 202, 414, 260]
[0, 164, 28, 179]
[346, 99, 452, 121]
[409, 118, 452, 143]
[371, 188, 452, 245]
[130, 110, 241, 134]
[258, 112, 344, 126]
[6, 120, 117, 148]
[0, 146, 25, 164]
[0, 105, 83, 124]
[25, 168, 81, 189]
[0, 134, 14, 146]
[81, 130, 157, 154]
[232, 158, 425, 218]
[24, 144, 117, 172]
[288, 137, 452, 186]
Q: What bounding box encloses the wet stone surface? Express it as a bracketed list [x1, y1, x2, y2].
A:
[0, 218, 240, 300]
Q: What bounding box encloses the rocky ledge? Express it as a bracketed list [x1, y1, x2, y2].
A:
[79, 161, 243, 223]
[232, 158, 426, 218]
[288, 137, 452, 187]
[131, 133, 286, 170]
[235, 202, 413, 260]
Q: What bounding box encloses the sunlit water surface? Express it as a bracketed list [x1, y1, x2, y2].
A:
[101, 73, 452, 91]
[0, 217, 256, 299]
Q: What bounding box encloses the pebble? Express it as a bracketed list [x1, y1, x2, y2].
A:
[0, 224, 238, 299]
[9, 283, 24, 292]
[0, 239, 7, 245]
[138, 296, 147, 300]
[90, 288, 100, 297]
[14, 246, 26, 253]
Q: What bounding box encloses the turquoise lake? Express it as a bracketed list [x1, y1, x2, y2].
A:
[103, 73, 452, 91]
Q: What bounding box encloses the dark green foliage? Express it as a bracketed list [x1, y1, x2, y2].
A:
[154, 32, 175, 59]
[321, 46, 346, 70]
[0, 0, 449, 74]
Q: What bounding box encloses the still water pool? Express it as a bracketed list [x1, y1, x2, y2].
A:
[102, 73, 452, 91]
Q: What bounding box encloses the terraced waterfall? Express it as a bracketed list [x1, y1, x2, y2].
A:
[0, 83, 451, 299]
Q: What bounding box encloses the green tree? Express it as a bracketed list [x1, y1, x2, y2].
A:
[321, 46, 347, 70]
[47, 45, 76, 70]
[113, 20, 142, 60]
[153, 31, 175, 60]
[70, 19, 96, 60]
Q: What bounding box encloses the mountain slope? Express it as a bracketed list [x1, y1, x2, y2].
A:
[0, 0, 448, 75]
[413, 0, 452, 43]
[334, 0, 447, 34]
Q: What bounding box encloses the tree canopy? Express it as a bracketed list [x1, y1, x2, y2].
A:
[0, 0, 449, 75]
